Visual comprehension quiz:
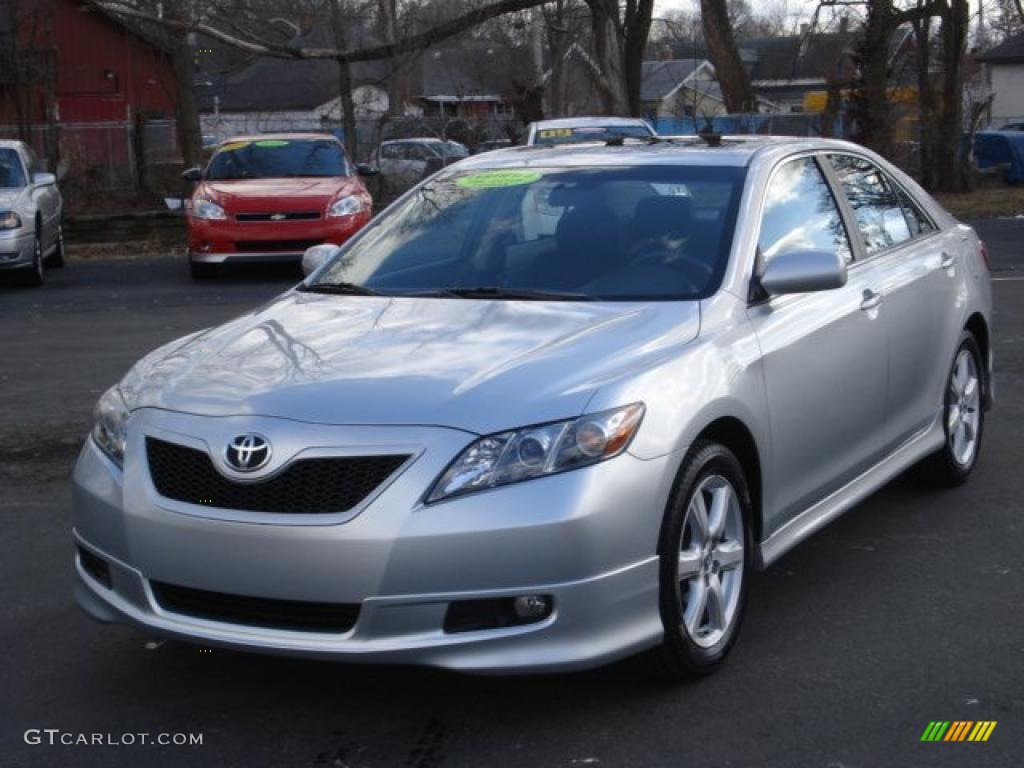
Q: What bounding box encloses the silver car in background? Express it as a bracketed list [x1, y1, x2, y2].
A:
[0, 139, 63, 286]
[372, 137, 469, 198]
[73, 137, 992, 678]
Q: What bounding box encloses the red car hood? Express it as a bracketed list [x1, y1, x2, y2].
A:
[199, 177, 364, 213]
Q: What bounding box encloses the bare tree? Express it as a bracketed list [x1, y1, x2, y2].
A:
[95, 0, 554, 163]
[700, 0, 756, 112]
[585, 0, 655, 115]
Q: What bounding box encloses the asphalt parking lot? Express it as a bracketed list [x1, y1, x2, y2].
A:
[3, 220, 1023, 768]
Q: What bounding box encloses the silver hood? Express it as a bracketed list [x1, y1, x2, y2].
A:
[125, 292, 700, 435]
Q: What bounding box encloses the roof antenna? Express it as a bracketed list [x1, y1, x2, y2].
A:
[698, 121, 722, 147]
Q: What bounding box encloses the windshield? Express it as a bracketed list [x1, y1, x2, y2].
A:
[307, 164, 745, 301]
[533, 125, 653, 146]
[0, 149, 27, 188]
[205, 138, 350, 180]
[443, 141, 470, 157]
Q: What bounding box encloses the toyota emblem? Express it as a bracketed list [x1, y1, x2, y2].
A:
[224, 433, 272, 472]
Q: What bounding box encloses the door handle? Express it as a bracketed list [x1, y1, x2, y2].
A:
[940, 252, 956, 270]
[860, 289, 883, 311]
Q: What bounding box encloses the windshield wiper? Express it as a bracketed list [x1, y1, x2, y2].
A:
[431, 286, 596, 301]
[299, 281, 380, 296]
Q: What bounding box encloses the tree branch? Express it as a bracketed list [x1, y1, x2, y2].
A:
[97, 0, 552, 62]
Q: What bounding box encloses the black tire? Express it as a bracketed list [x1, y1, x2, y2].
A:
[189, 258, 218, 280]
[22, 230, 44, 287]
[46, 222, 65, 268]
[650, 440, 753, 680]
[919, 331, 986, 487]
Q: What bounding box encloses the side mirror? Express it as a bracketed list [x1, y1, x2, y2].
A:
[302, 244, 340, 277]
[181, 167, 202, 182]
[32, 172, 56, 186]
[759, 249, 847, 296]
[356, 163, 379, 177]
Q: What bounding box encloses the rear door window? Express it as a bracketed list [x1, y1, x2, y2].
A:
[894, 186, 935, 237]
[827, 154, 912, 255]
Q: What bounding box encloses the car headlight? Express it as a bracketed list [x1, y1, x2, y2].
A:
[192, 199, 226, 220]
[91, 386, 130, 468]
[328, 195, 364, 217]
[427, 403, 645, 503]
[0, 211, 22, 229]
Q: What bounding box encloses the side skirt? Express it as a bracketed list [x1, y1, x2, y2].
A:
[756, 415, 945, 568]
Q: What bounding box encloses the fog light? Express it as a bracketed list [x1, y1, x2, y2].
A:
[443, 595, 553, 633]
[513, 594, 550, 619]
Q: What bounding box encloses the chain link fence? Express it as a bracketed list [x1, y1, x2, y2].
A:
[652, 112, 848, 139]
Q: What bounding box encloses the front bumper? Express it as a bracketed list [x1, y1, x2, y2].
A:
[71, 410, 674, 672]
[187, 212, 369, 263]
[0, 228, 34, 269]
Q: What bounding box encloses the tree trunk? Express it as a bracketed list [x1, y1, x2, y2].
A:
[587, 0, 630, 115]
[170, 42, 202, 168]
[623, 0, 654, 116]
[934, 0, 969, 192]
[912, 12, 937, 189]
[336, 58, 358, 161]
[329, 1, 359, 161]
[165, 1, 201, 169]
[821, 77, 842, 138]
[377, 0, 403, 116]
[852, 0, 898, 159]
[700, 0, 755, 113]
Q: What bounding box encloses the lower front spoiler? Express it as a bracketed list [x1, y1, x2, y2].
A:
[189, 250, 304, 264]
[74, 536, 664, 674]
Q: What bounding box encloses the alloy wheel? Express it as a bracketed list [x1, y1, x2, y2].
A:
[947, 348, 981, 467]
[677, 474, 745, 648]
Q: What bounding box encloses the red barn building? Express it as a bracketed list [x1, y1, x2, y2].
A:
[0, 0, 178, 185]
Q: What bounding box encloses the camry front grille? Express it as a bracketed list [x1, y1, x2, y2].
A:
[145, 437, 409, 514]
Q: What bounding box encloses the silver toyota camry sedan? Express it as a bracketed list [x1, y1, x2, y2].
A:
[73, 136, 993, 678]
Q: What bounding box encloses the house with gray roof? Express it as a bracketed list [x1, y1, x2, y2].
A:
[640, 59, 726, 119]
[414, 44, 529, 120]
[196, 26, 392, 140]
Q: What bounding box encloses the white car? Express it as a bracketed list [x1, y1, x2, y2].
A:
[0, 139, 63, 286]
[373, 138, 469, 197]
[525, 116, 656, 146]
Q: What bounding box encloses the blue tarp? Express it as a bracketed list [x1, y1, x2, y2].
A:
[973, 131, 1024, 184]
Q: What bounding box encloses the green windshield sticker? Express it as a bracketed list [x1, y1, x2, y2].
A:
[456, 170, 542, 189]
[253, 139, 290, 148]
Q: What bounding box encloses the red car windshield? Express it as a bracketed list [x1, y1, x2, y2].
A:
[205, 139, 350, 180]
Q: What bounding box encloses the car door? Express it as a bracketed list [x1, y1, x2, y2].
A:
[826, 154, 961, 450]
[23, 145, 59, 248]
[378, 143, 403, 194]
[19, 146, 48, 247]
[403, 143, 432, 185]
[747, 155, 890, 524]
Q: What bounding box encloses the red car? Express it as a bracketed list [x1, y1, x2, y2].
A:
[182, 133, 373, 279]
